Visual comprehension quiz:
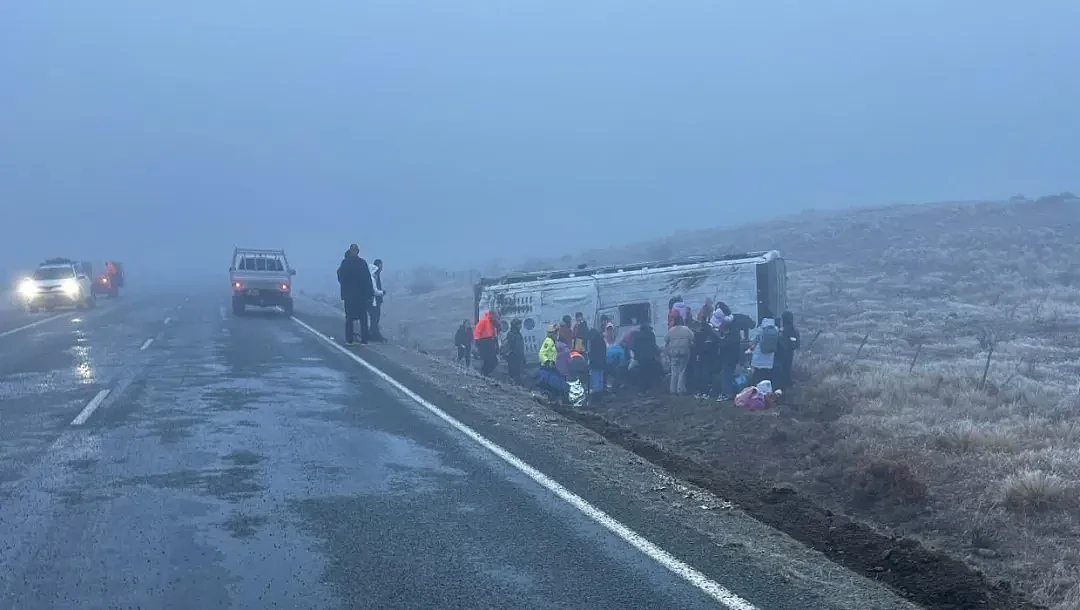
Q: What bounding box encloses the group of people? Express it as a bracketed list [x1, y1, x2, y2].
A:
[458, 296, 800, 407]
[336, 244, 387, 345]
[454, 309, 530, 381]
[661, 296, 800, 401]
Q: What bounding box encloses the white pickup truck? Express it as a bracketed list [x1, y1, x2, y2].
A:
[229, 248, 296, 316]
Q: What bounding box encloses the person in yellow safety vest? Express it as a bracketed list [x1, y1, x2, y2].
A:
[539, 324, 559, 367]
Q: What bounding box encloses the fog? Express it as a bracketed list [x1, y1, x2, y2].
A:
[3, 1, 1078, 289]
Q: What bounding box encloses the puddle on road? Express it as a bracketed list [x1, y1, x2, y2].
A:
[0, 328, 133, 400]
[120, 466, 266, 502]
[222, 512, 268, 539]
[199, 363, 230, 375]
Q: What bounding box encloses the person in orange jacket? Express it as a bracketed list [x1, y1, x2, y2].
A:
[473, 310, 501, 377]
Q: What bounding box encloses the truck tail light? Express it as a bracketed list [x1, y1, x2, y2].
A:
[280, 283, 290, 292]
[232, 281, 242, 290]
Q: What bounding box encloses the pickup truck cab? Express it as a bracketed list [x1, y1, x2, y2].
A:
[17, 259, 95, 312]
[229, 248, 296, 316]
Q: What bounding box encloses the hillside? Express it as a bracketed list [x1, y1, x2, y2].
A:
[313, 194, 1080, 609]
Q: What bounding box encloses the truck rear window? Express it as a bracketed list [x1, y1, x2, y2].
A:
[34, 267, 75, 280]
[238, 257, 285, 271]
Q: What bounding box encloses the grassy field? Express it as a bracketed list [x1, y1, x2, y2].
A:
[316, 194, 1080, 609]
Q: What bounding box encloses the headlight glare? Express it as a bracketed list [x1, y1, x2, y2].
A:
[17, 279, 37, 298]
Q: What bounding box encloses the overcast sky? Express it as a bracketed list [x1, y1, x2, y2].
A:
[2, 0, 1077, 282]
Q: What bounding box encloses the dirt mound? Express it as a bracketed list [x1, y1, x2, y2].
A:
[538, 402, 1042, 610]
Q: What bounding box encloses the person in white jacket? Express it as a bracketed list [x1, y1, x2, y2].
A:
[748, 314, 778, 386]
[369, 259, 387, 342]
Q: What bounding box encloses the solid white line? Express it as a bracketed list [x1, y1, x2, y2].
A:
[0, 313, 72, 340]
[71, 389, 111, 426]
[140, 338, 154, 351]
[289, 315, 757, 610]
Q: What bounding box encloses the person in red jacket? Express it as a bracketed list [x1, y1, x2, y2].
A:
[473, 310, 501, 377]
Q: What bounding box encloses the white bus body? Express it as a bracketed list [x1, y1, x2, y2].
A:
[474, 251, 787, 364]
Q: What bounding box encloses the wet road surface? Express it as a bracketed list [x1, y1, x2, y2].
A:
[0, 291, 913, 610]
[1, 291, 737, 609]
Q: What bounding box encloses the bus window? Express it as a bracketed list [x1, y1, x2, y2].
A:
[618, 302, 651, 327]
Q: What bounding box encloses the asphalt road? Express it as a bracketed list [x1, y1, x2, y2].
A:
[0, 290, 913, 610]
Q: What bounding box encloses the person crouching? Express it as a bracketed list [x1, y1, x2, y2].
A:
[536, 324, 568, 402]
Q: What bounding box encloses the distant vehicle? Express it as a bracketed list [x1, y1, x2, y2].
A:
[474, 251, 788, 364]
[229, 248, 296, 316]
[18, 258, 95, 312]
[91, 260, 125, 298]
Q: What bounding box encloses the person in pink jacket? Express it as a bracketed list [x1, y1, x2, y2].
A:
[667, 296, 692, 329]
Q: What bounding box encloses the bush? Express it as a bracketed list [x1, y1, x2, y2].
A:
[1000, 470, 1072, 512]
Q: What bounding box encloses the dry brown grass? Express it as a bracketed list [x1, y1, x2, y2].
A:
[310, 195, 1080, 608]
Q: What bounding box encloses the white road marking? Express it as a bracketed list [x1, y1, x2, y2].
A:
[219, 306, 227, 321]
[290, 315, 758, 610]
[71, 389, 111, 426]
[140, 338, 154, 351]
[163, 317, 172, 325]
[0, 313, 73, 340]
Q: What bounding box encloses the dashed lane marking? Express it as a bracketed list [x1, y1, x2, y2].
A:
[71, 389, 111, 426]
[163, 317, 172, 325]
[290, 315, 758, 610]
[140, 338, 154, 350]
[0, 313, 74, 340]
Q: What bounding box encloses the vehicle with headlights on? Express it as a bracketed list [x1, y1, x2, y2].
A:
[229, 247, 295, 316]
[18, 259, 95, 312]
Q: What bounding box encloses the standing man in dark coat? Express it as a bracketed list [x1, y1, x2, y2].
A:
[336, 244, 374, 345]
[503, 318, 526, 383]
[369, 258, 387, 342]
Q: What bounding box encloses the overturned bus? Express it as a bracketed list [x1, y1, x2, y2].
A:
[474, 251, 788, 364]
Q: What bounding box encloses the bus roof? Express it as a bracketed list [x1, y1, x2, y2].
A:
[477, 250, 780, 289]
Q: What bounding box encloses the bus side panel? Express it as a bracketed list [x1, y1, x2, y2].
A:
[479, 280, 595, 364]
[596, 264, 757, 344]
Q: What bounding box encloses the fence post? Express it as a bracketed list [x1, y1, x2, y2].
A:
[909, 343, 922, 373]
[978, 345, 995, 390]
[854, 332, 870, 360]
